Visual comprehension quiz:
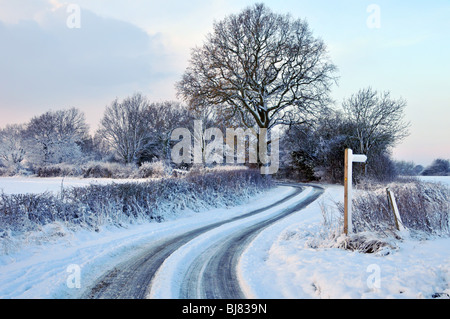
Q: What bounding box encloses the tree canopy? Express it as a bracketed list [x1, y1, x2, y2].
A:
[177, 3, 337, 131]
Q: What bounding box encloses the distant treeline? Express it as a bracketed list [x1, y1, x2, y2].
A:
[394, 159, 450, 177]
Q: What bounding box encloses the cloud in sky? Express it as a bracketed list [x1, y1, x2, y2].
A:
[0, 0, 50, 24]
[0, 0, 179, 129]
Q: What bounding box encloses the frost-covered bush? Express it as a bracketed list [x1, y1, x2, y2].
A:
[0, 166, 17, 177]
[0, 192, 80, 232]
[308, 179, 449, 254]
[185, 164, 248, 178]
[387, 181, 448, 236]
[137, 161, 168, 178]
[82, 161, 138, 179]
[28, 161, 141, 179]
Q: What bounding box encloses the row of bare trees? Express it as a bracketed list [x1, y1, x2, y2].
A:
[97, 94, 193, 164]
[1, 3, 411, 182]
[0, 98, 192, 174]
[0, 109, 89, 173]
[281, 87, 409, 182]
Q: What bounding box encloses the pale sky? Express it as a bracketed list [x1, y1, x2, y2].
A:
[0, 0, 449, 166]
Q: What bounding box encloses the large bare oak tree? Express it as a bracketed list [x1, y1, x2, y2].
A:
[177, 3, 337, 132]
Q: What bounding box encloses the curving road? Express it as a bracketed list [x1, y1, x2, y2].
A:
[82, 183, 324, 299]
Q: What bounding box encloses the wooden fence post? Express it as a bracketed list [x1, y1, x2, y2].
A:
[386, 188, 405, 231]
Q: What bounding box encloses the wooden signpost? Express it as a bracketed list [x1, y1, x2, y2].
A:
[344, 149, 367, 235]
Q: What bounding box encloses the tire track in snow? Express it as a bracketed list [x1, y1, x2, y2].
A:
[83, 184, 309, 299]
[176, 184, 324, 299]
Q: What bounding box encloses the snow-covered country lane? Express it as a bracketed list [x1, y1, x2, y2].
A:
[2, 176, 448, 299]
[0, 182, 322, 299]
[150, 184, 323, 299]
[86, 184, 324, 299]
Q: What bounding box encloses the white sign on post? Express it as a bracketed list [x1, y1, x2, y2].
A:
[344, 149, 367, 235]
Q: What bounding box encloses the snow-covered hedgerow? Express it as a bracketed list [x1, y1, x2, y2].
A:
[340, 179, 450, 241]
[81, 161, 139, 179]
[349, 179, 449, 237]
[309, 179, 449, 254]
[0, 169, 274, 254]
[30, 161, 152, 179]
[30, 162, 138, 179]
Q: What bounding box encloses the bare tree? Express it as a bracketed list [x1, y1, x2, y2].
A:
[97, 93, 150, 164]
[282, 102, 406, 183]
[0, 124, 27, 171]
[342, 87, 410, 175]
[138, 101, 194, 164]
[177, 3, 337, 133]
[24, 108, 89, 165]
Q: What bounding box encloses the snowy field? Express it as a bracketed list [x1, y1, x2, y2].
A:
[1, 175, 446, 196]
[0, 176, 448, 299]
[0, 176, 147, 195]
[418, 175, 450, 186]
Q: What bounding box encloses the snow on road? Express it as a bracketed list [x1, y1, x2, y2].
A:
[149, 186, 314, 299]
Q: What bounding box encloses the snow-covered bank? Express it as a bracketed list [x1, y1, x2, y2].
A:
[0, 186, 294, 299]
[239, 180, 450, 299]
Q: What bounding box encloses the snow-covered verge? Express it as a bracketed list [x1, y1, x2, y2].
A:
[0, 183, 293, 299]
[239, 177, 450, 299]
